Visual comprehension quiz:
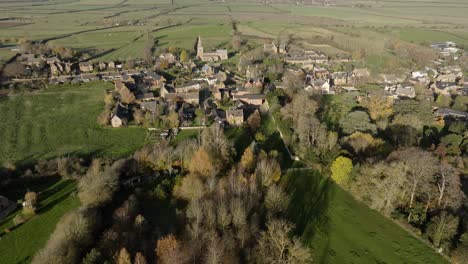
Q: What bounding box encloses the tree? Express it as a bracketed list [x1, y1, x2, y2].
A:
[345, 131, 384, 155]
[189, 148, 216, 177]
[388, 148, 438, 222]
[247, 110, 261, 133]
[232, 34, 242, 50]
[180, 50, 189, 62]
[390, 114, 424, 146]
[426, 211, 459, 251]
[452, 95, 468, 111]
[82, 248, 102, 264]
[339, 111, 377, 135]
[436, 163, 463, 210]
[330, 156, 353, 185]
[436, 94, 451, 108]
[255, 157, 281, 186]
[452, 233, 468, 264]
[359, 94, 393, 121]
[201, 125, 234, 169]
[97, 108, 111, 126]
[32, 208, 99, 264]
[174, 174, 205, 201]
[133, 108, 145, 125]
[2, 61, 27, 78]
[255, 219, 312, 264]
[78, 160, 123, 207]
[355, 161, 408, 215]
[117, 247, 131, 264]
[23, 191, 38, 215]
[134, 252, 147, 264]
[240, 147, 256, 172]
[166, 111, 180, 128]
[156, 235, 187, 264]
[119, 86, 135, 104]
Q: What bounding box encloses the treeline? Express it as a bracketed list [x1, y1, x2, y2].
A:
[25, 125, 312, 263]
[268, 86, 467, 261]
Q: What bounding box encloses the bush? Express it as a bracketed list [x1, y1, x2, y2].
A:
[32, 207, 101, 264]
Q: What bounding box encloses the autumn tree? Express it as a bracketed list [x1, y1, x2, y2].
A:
[78, 160, 124, 207]
[426, 211, 460, 251]
[240, 147, 256, 172]
[255, 156, 281, 186]
[247, 110, 261, 133]
[2, 61, 27, 78]
[200, 125, 234, 169]
[116, 247, 131, 264]
[189, 148, 216, 177]
[134, 252, 147, 264]
[156, 235, 188, 264]
[330, 156, 353, 185]
[254, 219, 312, 264]
[390, 113, 424, 146]
[435, 163, 463, 210]
[354, 161, 408, 216]
[344, 131, 384, 155]
[388, 148, 438, 222]
[180, 50, 189, 62]
[23, 191, 38, 215]
[119, 86, 135, 104]
[359, 94, 393, 121]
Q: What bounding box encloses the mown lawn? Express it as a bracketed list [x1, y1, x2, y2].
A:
[285, 170, 449, 264]
[0, 178, 80, 264]
[0, 82, 147, 164]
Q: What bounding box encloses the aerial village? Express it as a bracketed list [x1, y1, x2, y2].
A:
[7, 37, 468, 136]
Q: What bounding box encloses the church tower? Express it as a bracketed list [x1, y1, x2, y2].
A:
[196, 35, 204, 58]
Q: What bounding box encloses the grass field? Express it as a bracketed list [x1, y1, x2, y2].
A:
[0, 177, 80, 264]
[285, 170, 448, 264]
[0, 82, 147, 164]
[0, 0, 465, 62]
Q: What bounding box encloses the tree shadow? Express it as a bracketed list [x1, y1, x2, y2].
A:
[283, 169, 333, 261]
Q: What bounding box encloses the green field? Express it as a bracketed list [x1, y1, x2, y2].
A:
[0, 177, 80, 264]
[0, 82, 147, 164]
[1, 0, 466, 62]
[285, 170, 448, 264]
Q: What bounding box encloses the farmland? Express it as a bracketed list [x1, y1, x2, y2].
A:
[0, 178, 79, 263]
[0, 82, 147, 164]
[285, 169, 449, 264]
[0, 0, 467, 64]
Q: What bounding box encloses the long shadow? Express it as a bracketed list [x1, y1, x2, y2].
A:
[284, 169, 333, 259]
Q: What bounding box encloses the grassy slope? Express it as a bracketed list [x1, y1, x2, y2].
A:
[0, 178, 80, 264]
[285, 170, 448, 264]
[0, 82, 147, 164]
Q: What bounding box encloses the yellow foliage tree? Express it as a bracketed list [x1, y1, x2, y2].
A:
[330, 156, 353, 185]
[360, 95, 393, 121]
[189, 148, 216, 177]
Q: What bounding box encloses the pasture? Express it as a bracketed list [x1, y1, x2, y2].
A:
[285, 170, 449, 264]
[0, 177, 79, 264]
[0, 82, 147, 164]
[0, 0, 466, 63]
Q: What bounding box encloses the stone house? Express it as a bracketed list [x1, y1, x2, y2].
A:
[111, 103, 129, 127]
[331, 72, 348, 85]
[232, 94, 265, 106]
[226, 109, 244, 125]
[79, 62, 94, 73]
[196, 36, 228, 62]
[175, 81, 201, 94]
[264, 42, 278, 54]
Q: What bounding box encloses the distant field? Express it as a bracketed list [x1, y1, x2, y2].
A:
[285, 170, 449, 264]
[0, 82, 147, 164]
[398, 29, 468, 47]
[0, 0, 466, 61]
[0, 177, 79, 264]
